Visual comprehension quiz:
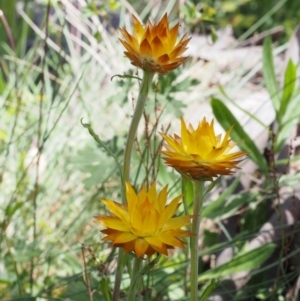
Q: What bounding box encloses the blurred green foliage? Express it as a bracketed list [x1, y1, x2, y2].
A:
[0, 0, 299, 301]
[213, 0, 300, 41]
[130, 0, 299, 42]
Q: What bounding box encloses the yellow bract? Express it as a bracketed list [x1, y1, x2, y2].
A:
[160, 117, 247, 180]
[95, 182, 193, 258]
[119, 13, 191, 74]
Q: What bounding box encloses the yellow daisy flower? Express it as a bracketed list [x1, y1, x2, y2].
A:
[160, 117, 247, 180]
[119, 13, 191, 74]
[95, 182, 193, 258]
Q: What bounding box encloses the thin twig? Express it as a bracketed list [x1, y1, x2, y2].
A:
[81, 244, 94, 301]
[268, 130, 287, 297]
[0, 10, 16, 51]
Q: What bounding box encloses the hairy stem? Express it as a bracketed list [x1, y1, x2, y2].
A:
[113, 71, 154, 301]
[122, 71, 154, 186]
[190, 181, 205, 301]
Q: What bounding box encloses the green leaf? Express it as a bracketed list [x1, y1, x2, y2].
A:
[99, 276, 112, 301]
[203, 229, 218, 247]
[216, 192, 256, 220]
[198, 244, 276, 281]
[276, 85, 300, 152]
[203, 176, 240, 219]
[279, 59, 297, 121]
[71, 145, 117, 188]
[218, 85, 268, 130]
[276, 118, 298, 152]
[5, 202, 23, 217]
[262, 37, 280, 112]
[129, 255, 160, 298]
[111, 74, 142, 82]
[199, 279, 219, 301]
[210, 26, 218, 43]
[211, 98, 268, 174]
[182, 177, 194, 215]
[279, 172, 300, 187]
[108, 0, 121, 10]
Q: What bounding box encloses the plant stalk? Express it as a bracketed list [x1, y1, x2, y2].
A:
[190, 180, 205, 301]
[122, 71, 154, 186]
[112, 71, 154, 301]
[127, 257, 143, 301]
[112, 250, 127, 301]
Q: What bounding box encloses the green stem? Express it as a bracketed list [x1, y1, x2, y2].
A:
[190, 181, 205, 301]
[112, 71, 154, 301]
[112, 250, 127, 301]
[127, 257, 143, 301]
[182, 177, 189, 216]
[182, 177, 190, 295]
[122, 71, 154, 186]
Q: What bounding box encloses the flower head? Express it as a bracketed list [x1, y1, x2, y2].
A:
[119, 13, 191, 74]
[160, 117, 247, 180]
[95, 182, 193, 258]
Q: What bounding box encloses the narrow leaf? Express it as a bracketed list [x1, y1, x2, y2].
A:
[5, 202, 23, 217]
[203, 176, 240, 219]
[199, 279, 219, 301]
[262, 37, 280, 112]
[198, 244, 276, 281]
[99, 276, 112, 301]
[218, 85, 269, 130]
[279, 59, 297, 121]
[182, 177, 194, 215]
[211, 98, 268, 174]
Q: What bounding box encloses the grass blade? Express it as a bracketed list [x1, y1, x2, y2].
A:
[279, 59, 297, 121]
[198, 244, 276, 281]
[262, 37, 280, 112]
[211, 98, 268, 174]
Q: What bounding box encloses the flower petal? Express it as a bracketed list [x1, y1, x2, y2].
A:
[96, 182, 192, 257]
[158, 195, 182, 229]
[160, 118, 247, 179]
[157, 232, 185, 248]
[101, 200, 129, 225]
[118, 14, 190, 73]
[140, 37, 152, 57]
[162, 215, 193, 231]
[114, 232, 137, 244]
[135, 238, 149, 258]
[96, 216, 130, 231]
[145, 236, 168, 255]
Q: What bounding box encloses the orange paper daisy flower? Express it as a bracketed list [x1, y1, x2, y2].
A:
[160, 117, 247, 180]
[95, 182, 193, 258]
[119, 13, 191, 74]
